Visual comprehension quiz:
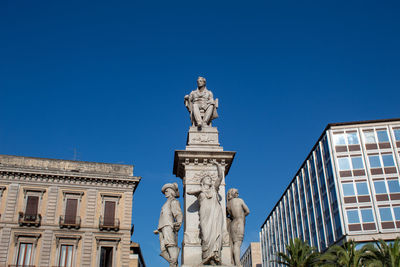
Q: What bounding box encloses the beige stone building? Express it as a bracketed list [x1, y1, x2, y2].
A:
[240, 242, 262, 267]
[0, 154, 143, 267]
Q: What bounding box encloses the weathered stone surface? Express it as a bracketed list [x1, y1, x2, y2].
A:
[186, 126, 222, 151]
[184, 77, 218, 128]
[0, 154, 133, 175]
[174, 126, 236, 266]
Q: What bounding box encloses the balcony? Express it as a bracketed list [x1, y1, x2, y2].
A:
[99, 216, 120, 231]
[59, 215, 81, 229]
[18, 212, 41, 227]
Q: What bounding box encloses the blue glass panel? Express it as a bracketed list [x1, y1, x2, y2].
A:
[393, 207, 400, 221]
[374, 181, 387, 194]
[334, 134, 346, 145]
[326, 161, 334, 185]
[338, 158, 351, 170]
[322, 137, 330, 159]
[334, 212, 342, 237]
[361, 209, 374, 223]
[342, 183, 355, 196]
[351, 157, 364, 169]
[364, 132, 376, 143]
[369, 156, 381, 168]
[394, 129, 400, 141]
[356, 182, 369, 195]
[347, 210, 360, 224]
[387, 180, 400, 193]
[382, 154, 395, 167]
[377, 130, 389, 142]
[347, 133, 359, 144]
[379, 208, 393, 221]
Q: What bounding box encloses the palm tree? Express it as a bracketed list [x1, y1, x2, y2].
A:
[363, 238, 400, 267]
[319, 240, 370, 267]
[271, 238, 320, 267]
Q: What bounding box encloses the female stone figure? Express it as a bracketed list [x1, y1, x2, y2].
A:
[188, 161, 224, 265]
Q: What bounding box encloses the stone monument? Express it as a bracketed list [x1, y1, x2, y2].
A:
[173, 77, 236, 266]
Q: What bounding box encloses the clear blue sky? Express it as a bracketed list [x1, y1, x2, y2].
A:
[1, 0, 400, 266]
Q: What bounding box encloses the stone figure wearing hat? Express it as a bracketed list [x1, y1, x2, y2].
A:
[184, 76, 218, 129]
[154, 183, 183, 267]
[226, 188, 250, 266]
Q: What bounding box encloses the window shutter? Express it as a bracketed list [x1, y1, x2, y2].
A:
[104, 201, 116, 226]
[25, 196, 39, 218]
[65, 198, 78, 224]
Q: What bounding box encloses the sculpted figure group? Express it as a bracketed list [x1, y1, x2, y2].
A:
[155, 77, 249, 266]
[156, 162, 249, 266]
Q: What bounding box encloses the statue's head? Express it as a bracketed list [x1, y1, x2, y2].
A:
[200, 176, 213, 188]
[161, 183, 180, 198]
[197, 76, 206, 88]
[227, 188, 238, 200]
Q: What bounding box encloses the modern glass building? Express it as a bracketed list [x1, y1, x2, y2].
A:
[260, 119, 400, 267]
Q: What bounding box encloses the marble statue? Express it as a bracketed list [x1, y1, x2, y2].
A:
[184, 76, 218, 129]
[226, 188, 250, 266]
[188, 161, 224, 265]
[154, 183, 183, 267]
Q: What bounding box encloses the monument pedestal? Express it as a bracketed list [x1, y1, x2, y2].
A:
[173, 126, 236, 267]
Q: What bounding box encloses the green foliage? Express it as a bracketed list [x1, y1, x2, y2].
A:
[363, 238, 400, 267]
[271, 238, 320, 267]
[319, 240, 370, 267]
[271, 238, 400, 267]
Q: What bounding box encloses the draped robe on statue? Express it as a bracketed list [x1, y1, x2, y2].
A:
[197, 187, 223, 264]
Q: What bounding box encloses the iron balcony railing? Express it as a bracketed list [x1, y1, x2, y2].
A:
[18, 212, 41, 227]
[99, 216, 120, 231]
[59, 215, 81, 229]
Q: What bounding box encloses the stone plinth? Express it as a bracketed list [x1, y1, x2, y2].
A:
[173, 126, 236, 266]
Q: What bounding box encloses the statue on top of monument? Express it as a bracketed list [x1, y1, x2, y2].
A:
[154, 183, 183, 267]
[226, 188, 250, 266]
[184, 76, 219, 129]
[187, 160, 224, 265]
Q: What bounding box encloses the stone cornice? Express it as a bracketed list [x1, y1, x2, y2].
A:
[173, 150, 236, 179]
[0, 168, 140, 188]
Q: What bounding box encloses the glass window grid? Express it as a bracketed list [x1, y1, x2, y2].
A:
[341, 181, 371, 197]
[294, 181, 304, 240]
[310, 153, 327, 249]
[333, 131, 360, 146]
[373, 178, 400, 194]
[361, 127, 396, 147]
[346, 207, 375, 226]
[322, 136, 331, 161]
[337, 156, 365, 171]
[392, 128, 400, 141]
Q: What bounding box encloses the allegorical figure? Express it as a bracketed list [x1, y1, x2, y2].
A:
[226, 188, 250, 266]
[154, 183, 183, 267]
[188, 161, 224, 265]
[184, 76, 218, 129]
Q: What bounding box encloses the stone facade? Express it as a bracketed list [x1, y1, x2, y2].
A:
[240, 242, 261, 267]
[0, 154, 141, 267]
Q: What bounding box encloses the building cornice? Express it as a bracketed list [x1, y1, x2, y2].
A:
[0, 168, 140, 188]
